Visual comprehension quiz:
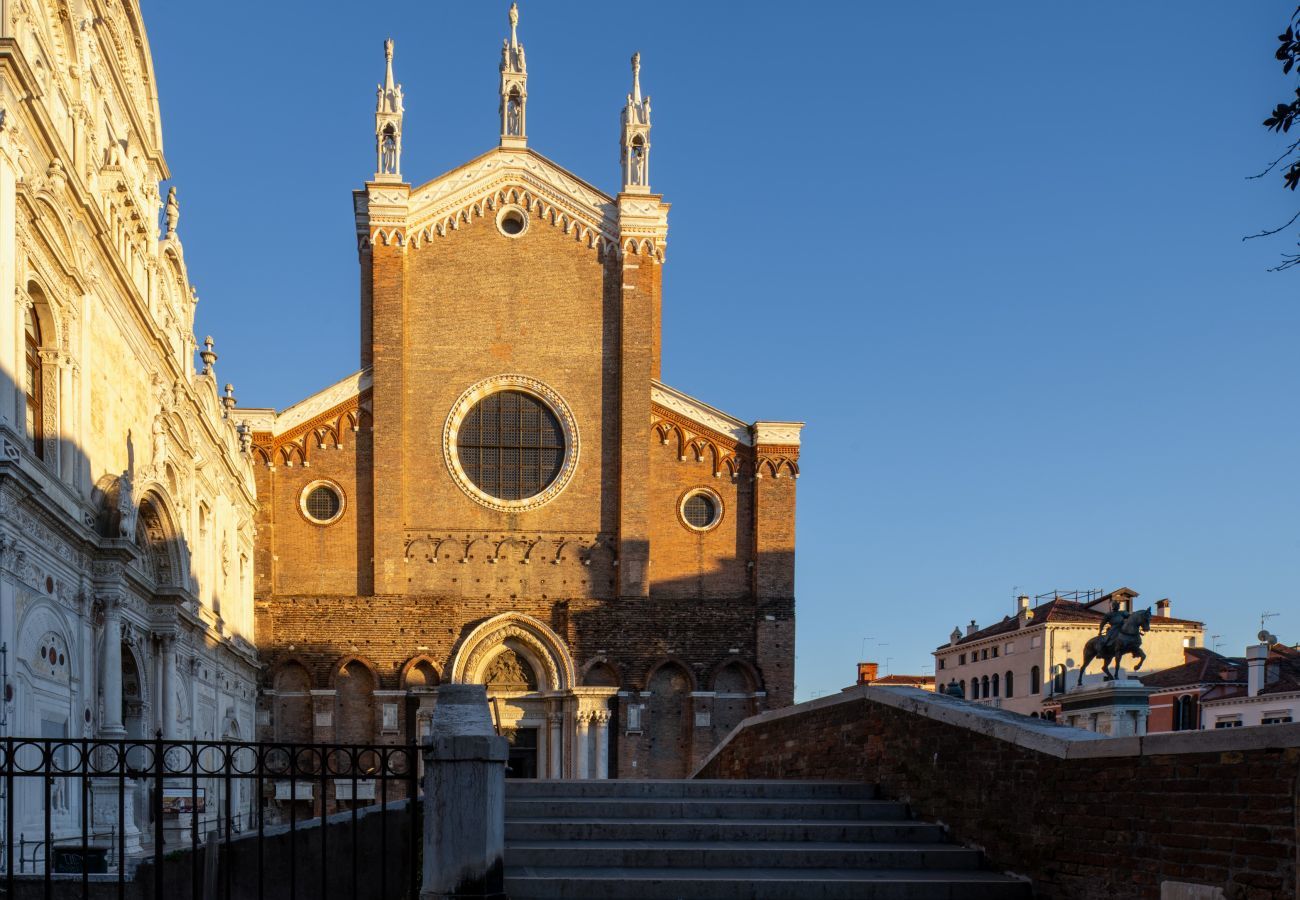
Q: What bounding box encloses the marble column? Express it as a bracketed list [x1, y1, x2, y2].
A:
[547, 711, 563, 780]
[157, 634, 175, 740]
[93, 597, 141, 852]
[594, 711, 610, 780]
[99, 599, 124, 738]
[0, 117, 18, 428]
[57, 357, 73, 483]
[574, 712, 590, 780]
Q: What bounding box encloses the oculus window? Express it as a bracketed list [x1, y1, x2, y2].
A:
[679, 488, 723, 532]
[301, 482, 345, 525]
[444, 375, 580, 512]
[457, 391, 564, 501]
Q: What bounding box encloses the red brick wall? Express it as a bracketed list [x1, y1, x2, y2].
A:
[697, 690, 1300, 900]
[252, 170, 799, 774]
[647, 436, 750, 598]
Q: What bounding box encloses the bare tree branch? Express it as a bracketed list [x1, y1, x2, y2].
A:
[1243, 209, 1300, 240]
[1248, 138, 1300, 179]
[1266, 251, 1300, 271]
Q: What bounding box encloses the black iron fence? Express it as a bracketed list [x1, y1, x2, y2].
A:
[0, 735, 421, 900]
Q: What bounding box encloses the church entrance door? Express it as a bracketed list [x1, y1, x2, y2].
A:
[505, 727, 538, 779]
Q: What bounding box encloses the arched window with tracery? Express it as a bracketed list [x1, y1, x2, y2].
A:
[24, 305, 43, 459]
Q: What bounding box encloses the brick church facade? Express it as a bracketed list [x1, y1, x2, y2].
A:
[243, 7, 802, 779]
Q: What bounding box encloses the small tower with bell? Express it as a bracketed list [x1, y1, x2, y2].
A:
[499, 3, 528, 149]
[621, 52, 652, 194]
[375, 39, 404, 182]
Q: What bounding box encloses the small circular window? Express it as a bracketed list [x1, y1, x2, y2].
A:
[301, 482, 344, 525]
[680, 488, 723, 532]
[496, 205, 528, 238]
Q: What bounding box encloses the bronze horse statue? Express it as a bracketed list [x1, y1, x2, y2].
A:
[1078, 606, 1152, 685]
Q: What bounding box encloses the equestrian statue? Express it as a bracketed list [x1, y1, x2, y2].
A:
[1077, 601, 1152, 686]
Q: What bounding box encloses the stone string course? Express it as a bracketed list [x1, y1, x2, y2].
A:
[694, 685, 1300, 900]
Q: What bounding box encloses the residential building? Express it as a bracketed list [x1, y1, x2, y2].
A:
[1199, 642, 1299, 729]
[933, 588, 1203, 718]
[1139, 647, 1244, 732]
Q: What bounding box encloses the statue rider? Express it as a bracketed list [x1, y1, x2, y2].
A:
[1098, 599, 1129, 655]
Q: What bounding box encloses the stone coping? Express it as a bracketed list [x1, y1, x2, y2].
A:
[692, 684, 1300, 776]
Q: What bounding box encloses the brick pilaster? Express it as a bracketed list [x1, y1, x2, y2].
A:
[361, 184, 410, 594]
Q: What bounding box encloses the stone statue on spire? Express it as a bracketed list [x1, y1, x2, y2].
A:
[499, 2, 528, 147]
[621, 51, 652, 191]
[375, 38, 404, 180]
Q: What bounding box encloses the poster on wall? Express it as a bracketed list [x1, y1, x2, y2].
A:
[161, 787, 205, 815]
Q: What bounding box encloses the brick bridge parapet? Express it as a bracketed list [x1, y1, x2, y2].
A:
[694, 684, 1300, 900]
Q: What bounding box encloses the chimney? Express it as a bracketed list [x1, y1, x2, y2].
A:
[966, 619, 978, 637]
[1247, 643, 1268, 697]
[857, 662, 878, 685]
[1016, 594, 1030, 614]
[949, 626, 962, 647]
[1155, 598, 1171, 618]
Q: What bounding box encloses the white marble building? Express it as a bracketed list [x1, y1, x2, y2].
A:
[0, 0, 259, 852]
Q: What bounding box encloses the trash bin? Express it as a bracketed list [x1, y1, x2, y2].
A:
[51, 845, 109, 874]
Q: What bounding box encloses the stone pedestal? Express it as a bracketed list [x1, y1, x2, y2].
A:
[420, 684, 508, 900]
[1058, 680, 1152, 736]
[89, 777, 142, 856]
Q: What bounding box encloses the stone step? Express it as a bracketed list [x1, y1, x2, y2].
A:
[504, 866, 1032, 900]
[504, 818, 947, 844]
[504, 798, 905, 821]
[505, 839, 982, 871]
[505, 779, 878, 800]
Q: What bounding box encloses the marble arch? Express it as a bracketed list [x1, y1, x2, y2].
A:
[450, 612, 576, 691]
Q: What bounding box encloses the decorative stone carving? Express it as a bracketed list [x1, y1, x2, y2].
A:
[164, 186, 179, 237]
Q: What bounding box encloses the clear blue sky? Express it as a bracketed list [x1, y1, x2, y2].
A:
[142, 2, 1299, 700]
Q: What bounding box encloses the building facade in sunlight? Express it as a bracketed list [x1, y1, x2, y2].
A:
[242, 7, 803, 779]
[0, 0, 259, 843]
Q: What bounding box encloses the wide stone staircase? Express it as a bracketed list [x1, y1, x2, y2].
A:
[503, 779, 1030, 899]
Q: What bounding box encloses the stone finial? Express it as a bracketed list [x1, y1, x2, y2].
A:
[164, 186, 179, 237]
[221, 383, 238, 415]
[199, 336, 217, 375]
[631, 52, 642, 104]
[508, 3, 520, 48]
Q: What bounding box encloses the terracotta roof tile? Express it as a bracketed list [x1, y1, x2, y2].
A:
[872, 674, 935, 686]
[941, 597, 1203, 650]
[1140, 648, 1244, 689]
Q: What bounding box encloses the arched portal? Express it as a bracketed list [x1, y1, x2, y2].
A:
[449, 613, 610, 779]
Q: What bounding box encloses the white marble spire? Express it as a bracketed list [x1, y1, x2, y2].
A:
[621, 52, 652, 192]
[500, 3, 528, 148]
[375, 39, 404, 181]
